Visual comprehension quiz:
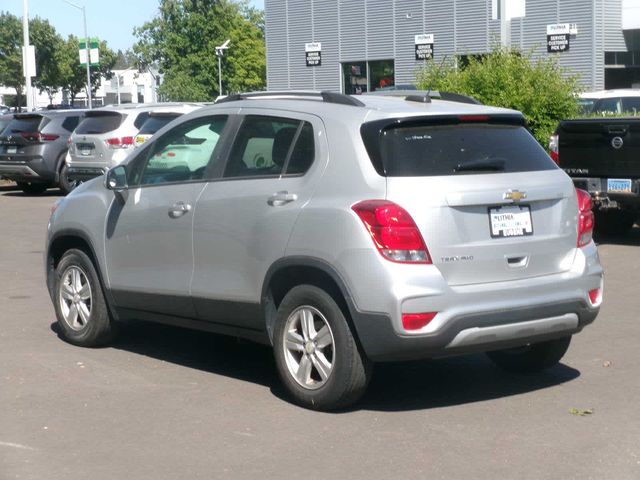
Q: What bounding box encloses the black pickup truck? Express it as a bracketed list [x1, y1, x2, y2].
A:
[550, 118, 639, 234]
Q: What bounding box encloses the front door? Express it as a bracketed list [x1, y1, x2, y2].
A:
[105, 114, 230, 318]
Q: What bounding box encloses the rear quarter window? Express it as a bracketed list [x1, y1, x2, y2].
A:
[374, 123, 557, 176]
[75, 113, 125, 134]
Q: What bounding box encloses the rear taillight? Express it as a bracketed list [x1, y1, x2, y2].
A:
[402, 312, 437, 331]
[20, 132, 58, 142]
[352, 200, 431, 264]
[549, 134, 559, 164]
[576, 188, 594, 247]
[105, 136, 134, 149]
[588, 287, 602, 307]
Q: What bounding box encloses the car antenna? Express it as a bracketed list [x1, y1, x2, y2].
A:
[425, 54, 449, 102]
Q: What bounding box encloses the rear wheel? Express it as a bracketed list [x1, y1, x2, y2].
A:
[595, 210, 636, 236]
[273, 285, 372, 411]
[58, 162, 78, 195]
[17, 182, 47, 195]
[53, 249, 117, 347]
[486, 336, 571, 374]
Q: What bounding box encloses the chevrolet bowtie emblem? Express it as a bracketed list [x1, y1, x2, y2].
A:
[503, 189, 527, 202]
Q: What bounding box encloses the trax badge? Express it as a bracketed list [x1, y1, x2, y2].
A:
[503, 189, 527, 202]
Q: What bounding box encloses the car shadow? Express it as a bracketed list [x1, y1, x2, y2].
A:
[594, 224, 640, 247]
[1, 188, 64, 198]
[51, 320, 580, 412]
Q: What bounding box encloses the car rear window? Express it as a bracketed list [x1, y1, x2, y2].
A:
[138, 114, 181, 135]
[75, 112, 124, 134]
[133, 112, 151, 129]
[4, 116, 44, 134]
[374, 123, 557, 176]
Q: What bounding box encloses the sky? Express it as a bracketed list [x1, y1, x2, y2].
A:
[2, 0, 264, 52]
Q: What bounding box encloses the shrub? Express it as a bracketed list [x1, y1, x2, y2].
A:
[416, 46, 582, 146]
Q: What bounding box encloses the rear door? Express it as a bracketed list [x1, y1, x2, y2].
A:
[374, 117, 577, 286]
[105, 114, 230, 317]
[190, 111, 324, 328]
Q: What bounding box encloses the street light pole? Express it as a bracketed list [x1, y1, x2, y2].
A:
[64, 0, 92, 109]
[22, 0, 33, 112]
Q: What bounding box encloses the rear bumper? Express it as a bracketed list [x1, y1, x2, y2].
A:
[67, 166, 107, 181]
[571, 177, 640, 209]
[0, 156, 54, 184]
[343, 242, 603, 362]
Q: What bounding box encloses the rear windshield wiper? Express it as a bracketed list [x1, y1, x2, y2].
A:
[454, 159, 505, 172]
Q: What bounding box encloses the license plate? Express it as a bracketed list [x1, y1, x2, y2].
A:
[7, 146, 17, 154]
[607, 178, 632, 193]
[81, 149, 91, 156]
[489, 205, 533, 238]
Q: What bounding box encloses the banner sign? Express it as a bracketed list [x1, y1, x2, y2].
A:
[415, 34, 434, 60]
[305, 42, 321, 67]
[79, 38, 100, 66]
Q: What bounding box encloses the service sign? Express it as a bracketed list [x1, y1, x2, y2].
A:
[415, 34, 435, 61]
[305, 42, 321, 67]
[547, 24, 570, 53]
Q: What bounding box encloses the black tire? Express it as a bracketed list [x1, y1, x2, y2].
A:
[273, 285, 372, 411]
[486, 336, 572, 374]
[58, 160, 78, 195]
[53, 249, 117, 347]
[595, 210, 636, 236]
[17, 182, 47, 195]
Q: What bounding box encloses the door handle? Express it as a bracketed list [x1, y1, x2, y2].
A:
[168, 201, 192, 218]
[268, 191, 297, 207]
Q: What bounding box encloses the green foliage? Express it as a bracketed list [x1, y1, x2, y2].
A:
[30, 17, 65, 101]
[133, 0, 266, 101]
[416, 47, 582, 146]
[0, 12, 25, 102]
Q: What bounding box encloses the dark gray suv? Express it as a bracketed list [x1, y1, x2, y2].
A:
[0, 110, 86, 194]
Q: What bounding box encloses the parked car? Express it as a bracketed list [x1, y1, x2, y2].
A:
[0, 110, 87, 194]
[46, 91, 603, 410]
[66, 103, 197, 185]
[579, 89, 640, 116]
[0, 113, 13, 134]
[134, 105, 202, 147]
[0, 104, 11, 115]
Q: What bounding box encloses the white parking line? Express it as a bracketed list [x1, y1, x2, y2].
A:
[0, 441, 35, 451]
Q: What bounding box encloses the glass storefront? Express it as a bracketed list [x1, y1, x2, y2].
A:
[342, 60, 394, 94]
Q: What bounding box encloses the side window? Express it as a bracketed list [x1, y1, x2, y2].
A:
[133, 112, 150, 129]
[622, 97, 640, 115]
[224, 116, 304, 178]
[61, 116, 80, 132]
[595, 98, 621, 115]
[128, 116, 228, 187]
[284, 121, 315, 175]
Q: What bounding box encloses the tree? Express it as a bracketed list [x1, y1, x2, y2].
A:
[57, 35, 116, 105]
[113, 49, 139, 70]
[133, 0, 266, 101]
[416, 46, 582, 146]
[30, 17, 65, 103]
[0, 12, 25, 109]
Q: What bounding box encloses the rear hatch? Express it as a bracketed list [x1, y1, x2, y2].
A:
[362, 115, 577, 286]
[0, 114, 52, 159]
[70, 111, 126, 164]
[556, 118, 640, 193]
[134, 112, 182, 147]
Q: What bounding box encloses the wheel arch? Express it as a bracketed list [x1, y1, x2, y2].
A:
[261, 257, 360, 346]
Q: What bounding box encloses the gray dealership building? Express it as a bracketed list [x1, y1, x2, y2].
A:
[265, 0, 640, 93]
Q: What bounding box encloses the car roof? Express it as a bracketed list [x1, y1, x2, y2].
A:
[97, 102, 201, 113]
[580, 89, 640, 99]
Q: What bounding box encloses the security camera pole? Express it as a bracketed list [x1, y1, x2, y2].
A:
[215, 39, 230, 96]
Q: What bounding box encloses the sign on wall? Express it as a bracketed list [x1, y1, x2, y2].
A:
[415, 34, 434, 61]
[305, 42, 321, 67]
[547, 24, 570, 53]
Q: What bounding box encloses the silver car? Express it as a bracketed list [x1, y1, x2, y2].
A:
[66, 103, 200, 183]
[46, 91, 603, 410]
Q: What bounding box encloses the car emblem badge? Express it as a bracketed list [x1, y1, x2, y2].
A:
[611, 137, 623, 149]
[503, 189, 527, 202]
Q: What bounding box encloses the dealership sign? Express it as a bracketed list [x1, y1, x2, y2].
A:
[305, 42, 321, 67]
[546, 24, 571, 53]
[415, 34, 434, 60]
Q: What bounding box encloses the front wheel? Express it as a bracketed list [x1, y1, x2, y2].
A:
[486, 336, 572, 374]
[53, 249, 117, 347]
[273, 285, 372, 411]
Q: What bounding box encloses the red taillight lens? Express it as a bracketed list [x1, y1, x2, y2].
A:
[458, 115, 490, 122]
[402, 312, 437, 330]
[352, 200, 431, 263]
[576, 188, 594, 247]
[40, 134, 59, 142]
[588, 288, 602, 307]
[549, 134, 559, 165]
[105, 136, 134, 149]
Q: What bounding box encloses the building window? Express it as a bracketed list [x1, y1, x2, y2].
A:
[342, 60, 395, 94]
[605, 51, 639, 66]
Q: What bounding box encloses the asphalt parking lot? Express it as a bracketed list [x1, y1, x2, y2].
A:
[1, 183, 639, 480]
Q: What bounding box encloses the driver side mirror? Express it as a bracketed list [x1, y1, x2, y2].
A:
[105, 165, 128, 192]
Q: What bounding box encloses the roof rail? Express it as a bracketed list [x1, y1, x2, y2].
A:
[216, 91, 365, 107]
[365, 89, 482, 105]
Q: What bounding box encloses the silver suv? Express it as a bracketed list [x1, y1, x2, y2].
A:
[46, 91, 603, 410]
